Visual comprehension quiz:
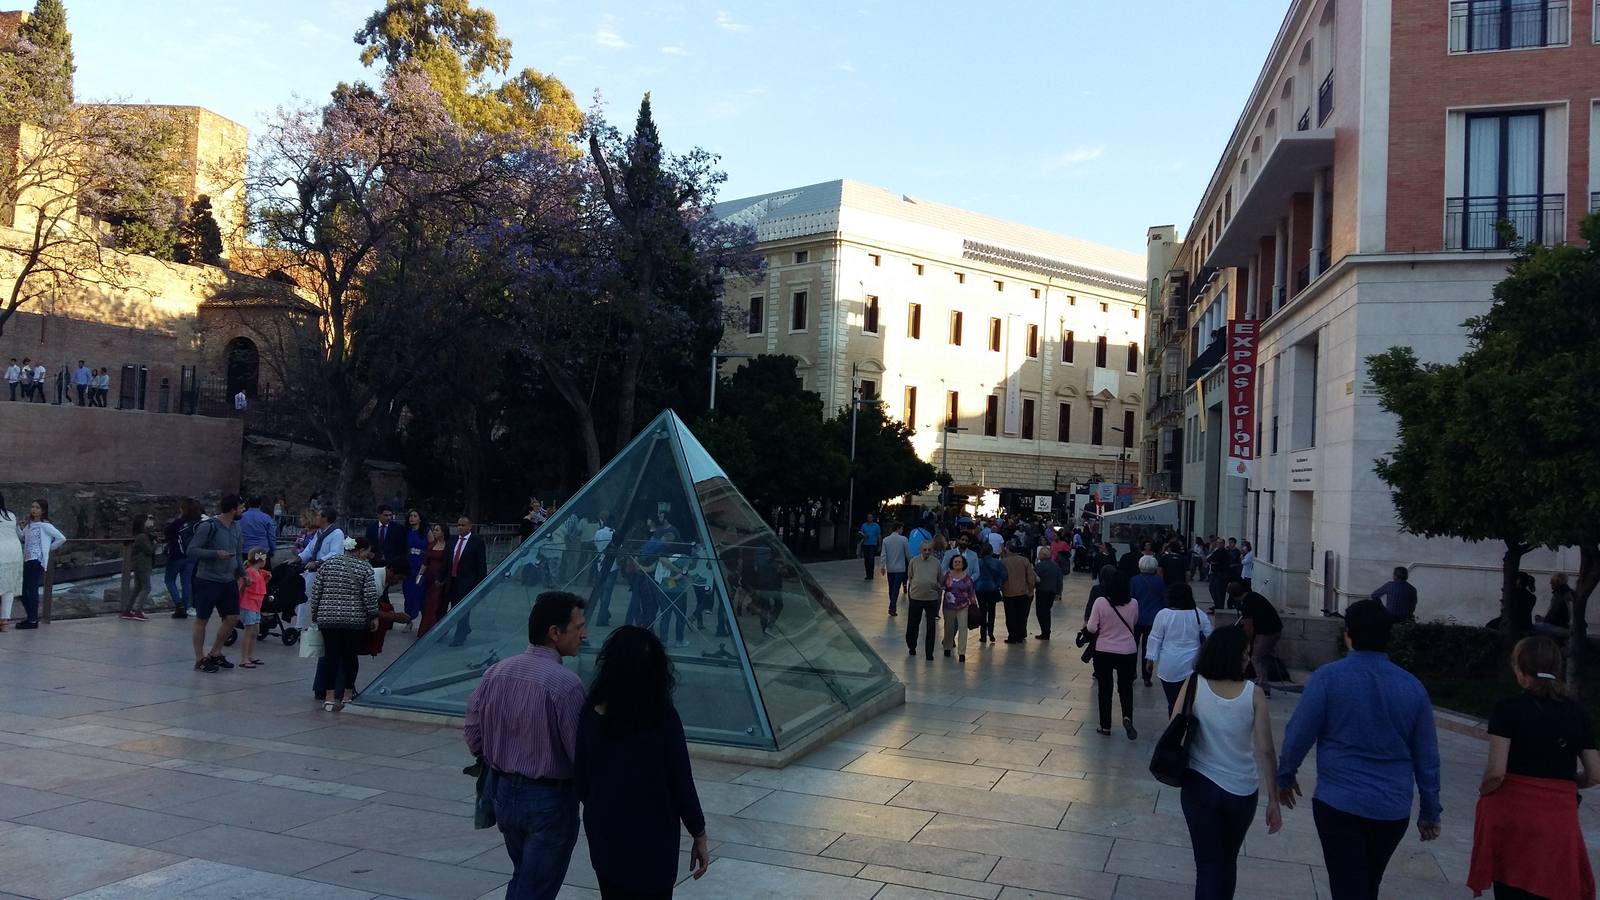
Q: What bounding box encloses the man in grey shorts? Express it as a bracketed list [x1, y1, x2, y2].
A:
[187, 495, 246, 673]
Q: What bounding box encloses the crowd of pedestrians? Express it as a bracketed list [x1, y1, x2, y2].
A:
[4, 358, 112, 406]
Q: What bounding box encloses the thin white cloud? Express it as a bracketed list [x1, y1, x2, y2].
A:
[1044, 145, 1105, 170]
[715, 10, 746, 32]
[594, 16, 630, 50]
[660, 45, 691, 56]
[835, 61, 856, 73]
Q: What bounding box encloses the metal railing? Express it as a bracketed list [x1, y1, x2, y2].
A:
[1316, 72, 1334, 126]
[1296, 108, 1310, 132]
[1591, 191, 1599, 214]
[1448, 0, 1568, 52]
[1444, 193, 1565, 250]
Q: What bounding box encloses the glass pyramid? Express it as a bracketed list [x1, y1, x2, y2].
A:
[359, 410, 898, 751]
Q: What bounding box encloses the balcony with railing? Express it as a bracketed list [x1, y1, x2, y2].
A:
[1204, 128, 1334, 271]
[1296, 108, 1310, 132]
[1316, 72, 1333, 126]
[1448, 0, 1569, 52]
[1591, 191, 1599, 214]
[1445, 193, 1565, 250]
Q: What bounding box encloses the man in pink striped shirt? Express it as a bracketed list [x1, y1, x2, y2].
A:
[465, 592, 588, 899]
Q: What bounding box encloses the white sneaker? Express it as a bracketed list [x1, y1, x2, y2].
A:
[674, 639, 691, 649]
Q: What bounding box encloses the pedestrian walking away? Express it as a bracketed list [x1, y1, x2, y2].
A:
[1468, 636, 1599, 900]
[1033, 545, 1063, 641]
[857, 513, 881, 580]
[464, 592, 588, 900]
[973, 542, 1005, 644]
[1145, 583, 1213, 714]
[879, 522, 909, 616]
[1173, 625, 1283, 900]
[1276, 599, 1441, 900]
[16, 499, 65, 629]
[187, 495, 246, 672]
[1130, 555, 1167, 686]
[904, 539, 942, 660]
[1085, 567, 1139, 740]
[577, 626, 711, 897]
[998, 541, 1037, 643]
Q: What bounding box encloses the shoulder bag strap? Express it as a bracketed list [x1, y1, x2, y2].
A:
[1110, 601, 1135, 636]
[1182, 673, 1200, 716]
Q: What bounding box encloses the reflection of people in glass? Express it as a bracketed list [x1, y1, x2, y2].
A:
[588, 515, 620, 626]
[654, 542, 693, 648]
[576, 626, 710, 895]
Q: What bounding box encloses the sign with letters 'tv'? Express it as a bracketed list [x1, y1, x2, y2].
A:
[1226, 320, 1259, 479]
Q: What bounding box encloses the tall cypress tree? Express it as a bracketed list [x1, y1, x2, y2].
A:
[18, 0, 74, 111]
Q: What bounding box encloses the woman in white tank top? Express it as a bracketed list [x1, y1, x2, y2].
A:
[1171, 625, 1282, 899]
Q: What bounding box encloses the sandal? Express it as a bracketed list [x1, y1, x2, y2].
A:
[249, 658, 264, 665]
[322, 700, 339, 712]
[239, 661, 257, 668]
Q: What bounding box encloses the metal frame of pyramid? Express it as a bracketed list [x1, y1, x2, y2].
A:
[357, 410, 902, 758]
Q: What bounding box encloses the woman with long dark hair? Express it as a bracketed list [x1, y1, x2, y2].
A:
[1145, 582, 1212, 714]
[0, 492, 21, 631]
[576, 625, 710, 898]
[1084, 564, 1138, 739]
[401, 509, 428, 629]
[1468, 636, 1600, 899]
[1172, 625, 1282, 899]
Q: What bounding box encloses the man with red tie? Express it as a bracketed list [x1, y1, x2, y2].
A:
[447, 515, 488, 647]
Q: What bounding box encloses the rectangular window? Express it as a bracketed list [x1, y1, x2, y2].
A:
[1449, 0, 1568, 52]
[907, 302, 922, 339]
[1266, 491, 1277, 561]
[869, 253, 881, 266]
[746, 296, 764, 335]
[1127, 342, 1139, 373]
[1057, 403, 1071, 442]
[1022, 398, 1036, 439]
[1091, 407, 1105, 445]
[949, 310, 964, 345]
[1026, 324, 1039, 358]
[863, 295, 880, 334]
[790, 291, 808, 331]
[1095, 335, 1108, 367]
[1450, 110, 1552, 250]
[1062, 330, 1075, 364]
[1123, 409, 1135, 448]
[988, 317, 1002, 352]
[903, 386, 917, 429]
[793, 250, 808, 264]
[1100, 302, 1109, 313]
[1068, 295, 1077, 306]
[984, 395, 999, 436]
[945, 391, 960, 430]
[1132, 308, 1140, 319]
[913, 263, 924, 276]
[994, 280, 1004, 292]
[955, 272, 965, 284]
[860, 379, 877, 402]
[1031, 287, 1041, 299]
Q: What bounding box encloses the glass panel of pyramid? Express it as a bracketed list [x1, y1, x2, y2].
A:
[359, 409, 897, 751]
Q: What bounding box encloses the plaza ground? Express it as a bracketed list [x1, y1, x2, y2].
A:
[0, 560, 1592, 899]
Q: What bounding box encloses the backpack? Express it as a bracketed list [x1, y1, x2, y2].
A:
[170, 517, 198, 557]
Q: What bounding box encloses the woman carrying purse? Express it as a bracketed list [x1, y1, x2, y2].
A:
[1084, 567, 1139, 739]
[940, 554, 977, 663]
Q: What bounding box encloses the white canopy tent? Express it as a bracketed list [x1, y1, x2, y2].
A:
[1100, 498, 1182, 548]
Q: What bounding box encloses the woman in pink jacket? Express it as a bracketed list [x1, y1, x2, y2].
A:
[1085, 566, 1139, 739]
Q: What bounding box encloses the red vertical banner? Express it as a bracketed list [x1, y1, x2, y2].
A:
[1226, 320, 1258, 479]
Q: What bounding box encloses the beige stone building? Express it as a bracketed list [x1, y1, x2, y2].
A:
[714, 180, 1147, 507]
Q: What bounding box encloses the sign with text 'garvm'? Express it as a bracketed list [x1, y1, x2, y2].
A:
[1227, 320, 1259, 479]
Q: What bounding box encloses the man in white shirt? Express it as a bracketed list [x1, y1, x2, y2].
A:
[72, 360, 91, 406]
[30, 363, 45, 403]
[878, 523, 910, 617]
[296, 507, 345, 626]
[4, 359, 18, 401]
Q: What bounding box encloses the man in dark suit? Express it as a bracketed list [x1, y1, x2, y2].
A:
[448, 515, 488, 646]
[365, 505, 408, 571]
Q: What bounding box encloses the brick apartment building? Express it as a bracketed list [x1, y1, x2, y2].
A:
[1145, 0, 1596, 621]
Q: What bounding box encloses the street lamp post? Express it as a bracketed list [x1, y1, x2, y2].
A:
[708, 351, 756, 410]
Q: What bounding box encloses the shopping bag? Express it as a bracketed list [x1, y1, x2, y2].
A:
[299, 624, 324, 658]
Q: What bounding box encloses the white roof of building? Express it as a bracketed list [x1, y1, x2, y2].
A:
[714, 179, 1145, 290]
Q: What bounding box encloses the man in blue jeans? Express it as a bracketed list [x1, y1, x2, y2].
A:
[465, 592, 587, 900]
[1276, 599, 1441, 900]
[857, 513, 881, 580]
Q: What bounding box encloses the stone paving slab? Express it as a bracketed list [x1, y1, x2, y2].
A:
[0, 559, 1555, 899]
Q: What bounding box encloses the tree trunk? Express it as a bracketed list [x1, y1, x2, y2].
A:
[334, 450, 364, 518]
[1567, 542, 1599, 697]
[612, 328, 647, 456]
[540, 357, 602, 476]
[1500, 541, 1529, 642]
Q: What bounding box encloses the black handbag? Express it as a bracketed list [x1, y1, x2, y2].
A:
[1074, 627, 1096, 662]
[1149, 673, 1200, 787]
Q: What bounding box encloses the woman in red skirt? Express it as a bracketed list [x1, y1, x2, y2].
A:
[415, 524, 450, 638]
[1469, 635, 1600, 899]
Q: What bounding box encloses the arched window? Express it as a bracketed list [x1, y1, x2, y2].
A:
[225, 336, 260, 399]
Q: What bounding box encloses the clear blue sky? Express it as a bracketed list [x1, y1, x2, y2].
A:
[69, 0, 1289, 255]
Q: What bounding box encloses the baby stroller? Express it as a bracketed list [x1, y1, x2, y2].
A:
[223, 561, 305, 648]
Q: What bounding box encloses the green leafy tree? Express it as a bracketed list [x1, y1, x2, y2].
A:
[824, 400, 938, 518]
[696, 355, 849, 511]
[15, 0, 73, 113]
[354, 0, 581, 147]
[174, 194, 225, 265]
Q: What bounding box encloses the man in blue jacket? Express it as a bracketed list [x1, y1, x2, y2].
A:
[1276, 599, 1441, 900]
